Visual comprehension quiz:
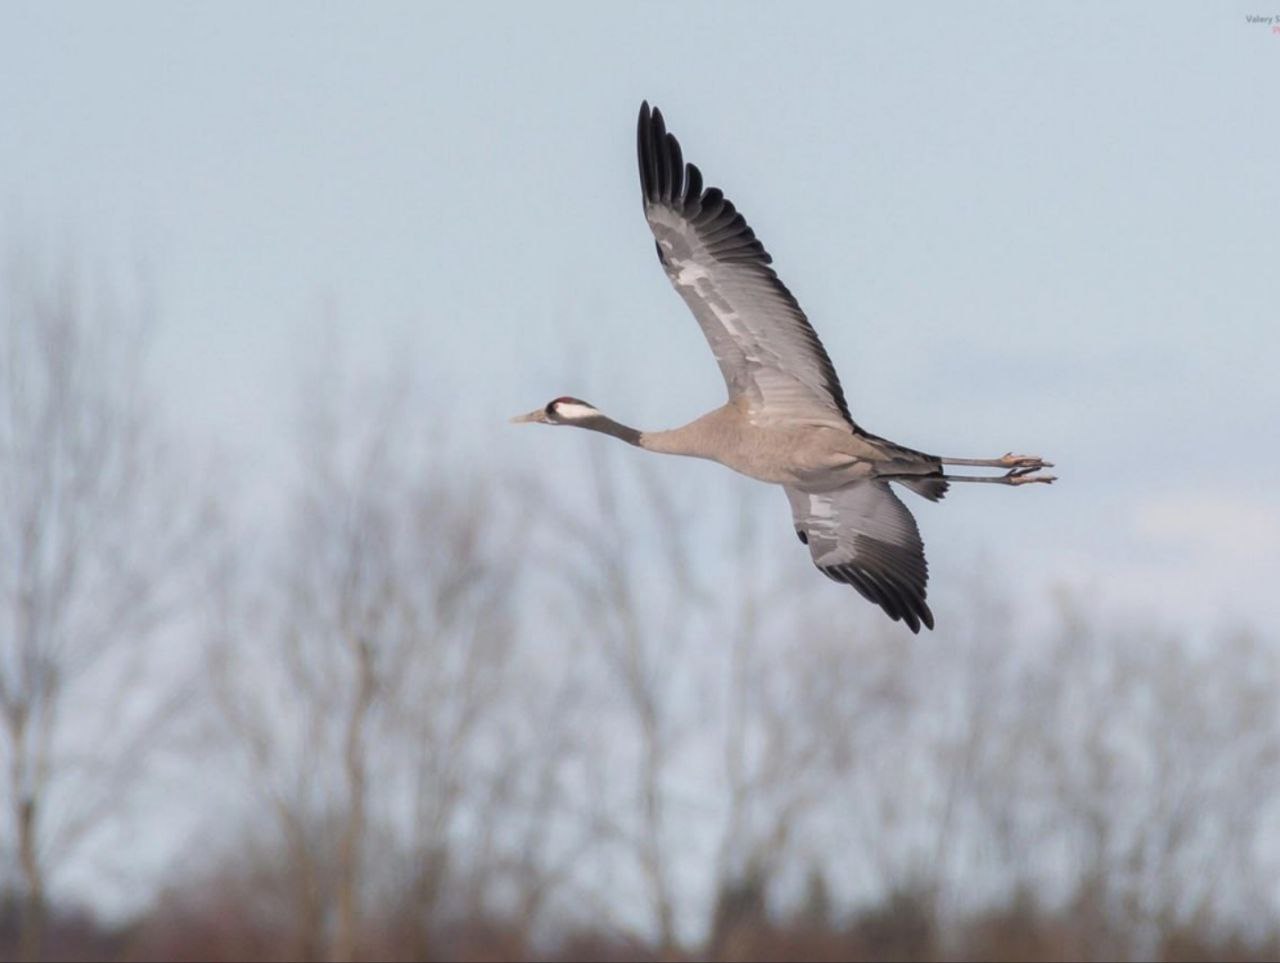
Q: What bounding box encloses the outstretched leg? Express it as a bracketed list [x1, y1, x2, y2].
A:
[942, 466, 1056, 486]
[939, 452, 1053, 470]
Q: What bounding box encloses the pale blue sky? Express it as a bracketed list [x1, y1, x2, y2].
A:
[3, 1, 1279, 629]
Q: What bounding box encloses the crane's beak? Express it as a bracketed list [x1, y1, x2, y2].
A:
[509, 408, 548, 424]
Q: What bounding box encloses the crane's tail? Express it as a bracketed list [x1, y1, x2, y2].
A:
[895, 475, 949, 502]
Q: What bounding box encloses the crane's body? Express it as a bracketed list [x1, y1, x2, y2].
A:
[618, 402, 935, 493]
[513, 103, 1055, 633]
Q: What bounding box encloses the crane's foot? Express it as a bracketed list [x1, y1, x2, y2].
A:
[1006, 466, 1056, 485]
[1000, 452, 1053, 470]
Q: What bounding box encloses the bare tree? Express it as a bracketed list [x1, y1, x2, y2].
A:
[538, 446, 866, 954]
[704, 492, 860, 958]
[208, 354, 548, 961]
[1025, 603, 1280, 960]
[538, 444, 716, 952]
[0, 247, 205, 961]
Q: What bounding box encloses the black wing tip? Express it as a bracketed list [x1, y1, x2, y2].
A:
[888, 595, 935, 634]
[899, 596, 934, 633]
[637, 101, 695, 209]
[640, 101, 665, 129]
[823, 563, 934, 633]
[908, 601, 935, 633]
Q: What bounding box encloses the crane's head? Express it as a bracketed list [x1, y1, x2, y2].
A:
[510, 396, 600, 426]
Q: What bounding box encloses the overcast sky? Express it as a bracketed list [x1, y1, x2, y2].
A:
[3, 1, 1279, 632]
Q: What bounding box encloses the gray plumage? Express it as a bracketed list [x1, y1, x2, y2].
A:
[513, 103, 1055, 633]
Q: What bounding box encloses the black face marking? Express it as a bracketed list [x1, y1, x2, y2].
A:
[795, 529, 808, 545]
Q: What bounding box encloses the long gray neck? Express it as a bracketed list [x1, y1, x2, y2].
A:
[575, 414, 704, 457]
[576, 413, 643, 447]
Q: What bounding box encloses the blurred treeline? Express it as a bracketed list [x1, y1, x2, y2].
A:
[4, 254, 1280, 963]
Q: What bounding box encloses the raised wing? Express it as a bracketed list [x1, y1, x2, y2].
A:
[638, 102, 856, 430]
[786, 482, 933, 633]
